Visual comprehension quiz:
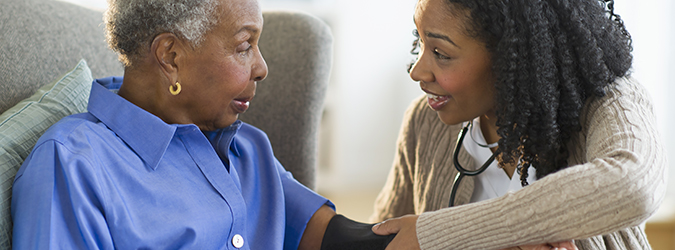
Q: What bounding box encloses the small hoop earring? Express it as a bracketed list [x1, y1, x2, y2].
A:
[169, 82, 182, 95]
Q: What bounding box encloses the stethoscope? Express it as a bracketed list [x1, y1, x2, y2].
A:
[449, 121, 497, 207]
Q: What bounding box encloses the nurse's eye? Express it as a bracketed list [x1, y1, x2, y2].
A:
[433, 48, 451, 60]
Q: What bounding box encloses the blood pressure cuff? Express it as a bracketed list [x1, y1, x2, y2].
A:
[320, 214, 396, 250]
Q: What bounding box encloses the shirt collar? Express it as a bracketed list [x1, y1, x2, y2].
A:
[87, 77, 245, 171]
[205, 120, 242, 156]
[88, 77, 178, 170]
[204, 121, 243, 171]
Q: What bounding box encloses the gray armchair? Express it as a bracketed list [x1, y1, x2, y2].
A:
[0, 0, 332, 248]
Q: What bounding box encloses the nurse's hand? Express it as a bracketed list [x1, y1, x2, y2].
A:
[371, 214, 421, 250]
[372, 215, 577, 250]
[501, 240, 578, 250]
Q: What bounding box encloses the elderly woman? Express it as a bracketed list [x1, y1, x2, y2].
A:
[11, 0, 338, 249]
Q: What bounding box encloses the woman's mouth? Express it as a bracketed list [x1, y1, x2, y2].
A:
[426, 93, 450, 111]
[232, 98, 251, 113]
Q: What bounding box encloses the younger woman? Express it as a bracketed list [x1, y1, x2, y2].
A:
[371, 0, 667, 249]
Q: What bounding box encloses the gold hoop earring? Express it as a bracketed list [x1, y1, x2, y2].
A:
[169, 82, 182, 95]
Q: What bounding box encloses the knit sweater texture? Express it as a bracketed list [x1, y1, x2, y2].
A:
[371, 77, 667, 250]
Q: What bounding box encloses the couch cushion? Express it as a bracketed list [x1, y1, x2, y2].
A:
[0, 60, 93, 247]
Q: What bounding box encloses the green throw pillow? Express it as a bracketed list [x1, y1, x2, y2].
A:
[0, 59, 93, 247]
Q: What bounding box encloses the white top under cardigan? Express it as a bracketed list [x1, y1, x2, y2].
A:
[462, 117, 537, 203]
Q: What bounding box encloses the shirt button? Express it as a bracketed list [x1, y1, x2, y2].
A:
[232, 234, 244, 248]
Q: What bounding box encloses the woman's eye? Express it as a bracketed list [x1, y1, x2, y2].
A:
[237, 41, 252, 54]
[433, 48, 451, 60]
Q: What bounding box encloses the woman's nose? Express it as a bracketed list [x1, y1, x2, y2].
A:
[252, 48, 268, 82]
[409, 51, 434, 83]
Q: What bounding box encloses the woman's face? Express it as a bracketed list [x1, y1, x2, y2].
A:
[410, 0, 495, 125]
[177, 0, 267, 131]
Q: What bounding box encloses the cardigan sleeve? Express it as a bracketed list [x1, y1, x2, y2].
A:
[415, 77, 667, 250]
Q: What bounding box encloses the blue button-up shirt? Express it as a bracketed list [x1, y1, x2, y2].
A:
[11, 77, 331, 249]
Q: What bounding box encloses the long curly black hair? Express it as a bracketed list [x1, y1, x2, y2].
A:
[411, 0, 633, 185]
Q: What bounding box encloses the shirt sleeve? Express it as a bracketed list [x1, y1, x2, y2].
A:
[12, 140, 114, 250]
[276, 158, 334, 250]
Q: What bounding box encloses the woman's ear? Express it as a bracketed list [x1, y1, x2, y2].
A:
[150, 33, 185, 82]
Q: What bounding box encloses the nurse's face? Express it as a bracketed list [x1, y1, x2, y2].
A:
[409, 0, 496, 125]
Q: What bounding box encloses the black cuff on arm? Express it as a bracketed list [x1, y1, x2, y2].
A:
[320, 214, 396, 250]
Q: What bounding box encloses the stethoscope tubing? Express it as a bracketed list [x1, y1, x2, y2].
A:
[449, 123, 496, 207]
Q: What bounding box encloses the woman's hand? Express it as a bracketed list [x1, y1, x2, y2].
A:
[371, 214, 421, 250]
[372, 214, 577, 250]
[501, 240, 578, 250]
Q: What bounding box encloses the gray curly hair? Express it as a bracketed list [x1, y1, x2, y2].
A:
[104, 0, 221, 67]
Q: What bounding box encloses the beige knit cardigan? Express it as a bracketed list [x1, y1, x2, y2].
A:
[371, 77, 667, 250]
